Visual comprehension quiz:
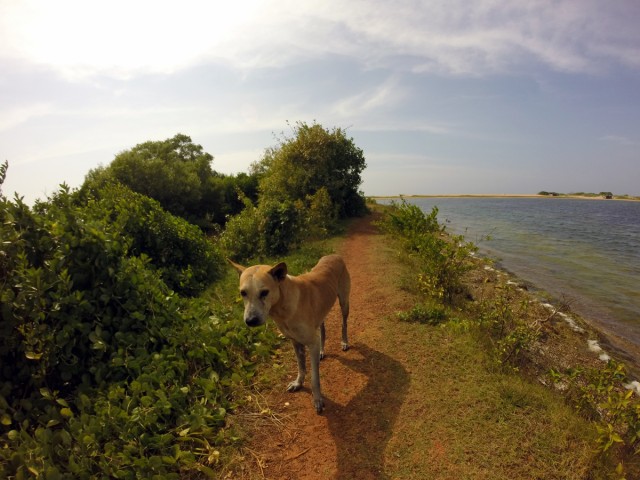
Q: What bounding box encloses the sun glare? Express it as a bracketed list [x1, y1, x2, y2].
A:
[1, 0, 261, 78]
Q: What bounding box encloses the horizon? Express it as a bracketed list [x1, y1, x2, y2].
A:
[2, 1, 640, 203]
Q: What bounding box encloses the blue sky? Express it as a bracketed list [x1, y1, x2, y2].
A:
[1, 0, 639, 203]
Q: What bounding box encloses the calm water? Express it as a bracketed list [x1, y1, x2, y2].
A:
[393, 197, 640, 347]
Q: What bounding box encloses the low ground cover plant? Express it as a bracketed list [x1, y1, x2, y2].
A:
[0, 185, 279, 478]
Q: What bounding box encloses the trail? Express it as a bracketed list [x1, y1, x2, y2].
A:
[231, 212, 603, 480]
[237, 212, 414, 479]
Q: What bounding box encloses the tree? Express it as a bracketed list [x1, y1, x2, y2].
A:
[257, 121, 367, 218]
[82, 134, 258, 230]
[0, 160, 7, 197]
[108, 134, 213, 220]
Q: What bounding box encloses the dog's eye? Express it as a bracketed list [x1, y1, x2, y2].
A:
[259, 289, 269, 299]
[240, 290, 247, 297]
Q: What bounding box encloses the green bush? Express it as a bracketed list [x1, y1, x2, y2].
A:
[383, 199, 440, 241]
[258, 199, 304, 256]
[221, 197, 306, 261]
[1, 188, 184, 393]
[381, 200, 476, 303]
[256, 121, 367, 219]
[477, 290, 538, 369]
[219, 198, 262, 261]
[0, 186, 280, 478]
[305, 187, 338, 238]
[80, 183, 224, 296]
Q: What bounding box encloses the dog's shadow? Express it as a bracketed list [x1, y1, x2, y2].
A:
[323, 342, 409, 479]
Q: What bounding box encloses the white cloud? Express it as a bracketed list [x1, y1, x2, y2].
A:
[0, 103, 53, 131]
[3, 0, 639, 80]
[332, 76, 404, 117]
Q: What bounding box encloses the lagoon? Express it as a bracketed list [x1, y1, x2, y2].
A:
[387, 197, 640, 358]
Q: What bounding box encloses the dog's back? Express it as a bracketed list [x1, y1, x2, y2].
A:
[294, 255, 350, 316]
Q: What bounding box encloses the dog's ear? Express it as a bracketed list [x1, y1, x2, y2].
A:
[227, 258, 246, 276]
[269, 262, 288, 282]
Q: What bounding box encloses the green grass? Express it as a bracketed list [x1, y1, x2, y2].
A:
[380, 313, 608, 479]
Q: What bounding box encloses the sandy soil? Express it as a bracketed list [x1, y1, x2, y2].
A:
[226, 212, 414, 479]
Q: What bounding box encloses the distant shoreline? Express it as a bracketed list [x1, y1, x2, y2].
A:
[371, 194, 640, 201]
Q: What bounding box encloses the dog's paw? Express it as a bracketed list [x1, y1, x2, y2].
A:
[320, 350, 325, 360]
[287, 380, 303, 392]
[314, 397, 324, 414]
[341, 342, 349, 352]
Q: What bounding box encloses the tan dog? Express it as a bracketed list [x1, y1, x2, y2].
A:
[229, 254, 350, 413]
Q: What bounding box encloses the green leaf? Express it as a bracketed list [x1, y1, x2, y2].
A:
[39, 387, 53, 400]
[611, 433, 624, 444]
[195, 464, 218, 479]
[60, 408, 73, 418]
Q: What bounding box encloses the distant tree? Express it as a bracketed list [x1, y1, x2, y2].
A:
[107, 134, 213, 220]
[209, 172, 259, 225]
[0, 160, 7, 197]
[81, 134, 257, 230]
[257, 121, 367, 218]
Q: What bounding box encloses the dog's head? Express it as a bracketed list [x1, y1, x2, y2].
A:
[228, 259, 287, 327]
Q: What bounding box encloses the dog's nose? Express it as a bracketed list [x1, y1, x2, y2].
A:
[245, 316, 262, 327]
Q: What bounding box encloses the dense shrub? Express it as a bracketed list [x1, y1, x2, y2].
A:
[1, 188, 181, 393]
[384, 199, 440, 241]
[257, 121, 367, 219]
[258, 199, 304, 256]
[381, 199, 477, 303]
[219, 198, 262, 261]
[79, 183, 224, 296]
[220, 197, 306, 260]
[220, 121, 369, 260]
[305, 187, 338, 238]
[0, 185, 280, 478]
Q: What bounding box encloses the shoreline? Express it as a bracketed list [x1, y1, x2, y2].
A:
[372, 193, 640, 201]
[374, 200, 640, 373]
[500, 262, 640, 373]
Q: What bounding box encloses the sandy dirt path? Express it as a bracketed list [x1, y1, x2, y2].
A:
[235, 213, 415, 479]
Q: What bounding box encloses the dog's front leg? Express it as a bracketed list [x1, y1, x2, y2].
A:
[308, 338, 324, 414]
[287, 340, 306, 392]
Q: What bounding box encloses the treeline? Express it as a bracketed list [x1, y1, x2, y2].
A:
[538, 191, 615, 198]
[0, 122, 366, 478]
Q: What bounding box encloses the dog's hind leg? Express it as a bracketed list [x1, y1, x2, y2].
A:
[308, 336, 324, 414]
[287, 340, 306, 392]
[338, 282, 350, 352]
[320, 322, 326, 360]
